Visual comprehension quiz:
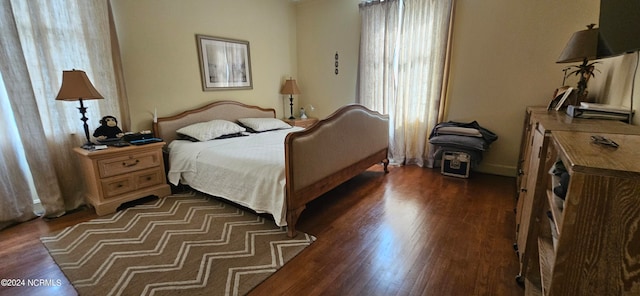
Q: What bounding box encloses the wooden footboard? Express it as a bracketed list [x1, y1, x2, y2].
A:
[284, 104, 389, 237]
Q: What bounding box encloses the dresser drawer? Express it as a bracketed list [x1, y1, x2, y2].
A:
[97, 150, 161, 178]
[101, 168, 165, 198]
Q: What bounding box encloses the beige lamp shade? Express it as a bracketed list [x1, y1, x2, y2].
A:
[557, 24, 613, 63]
[55, 69, 104, 101]
[280, 79, 300, 95]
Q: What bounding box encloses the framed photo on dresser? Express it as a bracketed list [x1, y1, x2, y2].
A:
[547, 86, 574, 111]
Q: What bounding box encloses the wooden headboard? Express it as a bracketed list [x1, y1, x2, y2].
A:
[153, 100, 276, 143]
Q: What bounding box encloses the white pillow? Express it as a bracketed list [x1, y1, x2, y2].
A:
[176, 119, 246, 141]
[238, 117, 291, 132]
[436, 126, 483, 137]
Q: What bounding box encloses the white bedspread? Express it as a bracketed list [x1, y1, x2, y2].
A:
[167, 127, 304, 226]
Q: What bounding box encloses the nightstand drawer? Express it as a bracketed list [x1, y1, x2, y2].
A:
[296, 120, 316, 128]
[284, 118, 318, 128]
[98, 150, 161, 178]
[135, 169, 164, 189]
[101, 168, 164, 198]
[102, 175, 135, 198]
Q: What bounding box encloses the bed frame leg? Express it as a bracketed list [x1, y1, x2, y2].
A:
[382, 159, 389, 173]
[286, 206, 306, 238]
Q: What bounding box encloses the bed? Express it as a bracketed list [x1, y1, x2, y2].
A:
[153, 100, 389, 237]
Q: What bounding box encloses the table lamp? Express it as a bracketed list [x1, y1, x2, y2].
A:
[55, 69, 104, 149]
[280, 78, 300, 119]
[556, 24, 611, 104]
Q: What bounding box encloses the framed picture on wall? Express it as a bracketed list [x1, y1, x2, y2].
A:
[196, 34, 252, 91]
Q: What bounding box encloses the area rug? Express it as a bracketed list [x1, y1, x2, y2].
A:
[41, 191, 315, 296]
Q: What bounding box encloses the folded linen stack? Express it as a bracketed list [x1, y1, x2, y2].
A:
[428, 121, 497, 169]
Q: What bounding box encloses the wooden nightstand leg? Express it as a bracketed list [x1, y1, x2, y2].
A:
[92, 186, 171, 216]
[93, 203, 119, 216]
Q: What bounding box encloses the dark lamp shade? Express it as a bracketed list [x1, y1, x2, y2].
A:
[557, 26, 613, 63]
[280, 79, 300, 95]
[55, 70, 104, 101]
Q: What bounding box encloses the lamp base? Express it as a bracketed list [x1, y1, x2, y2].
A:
[288, 95, 295, 120]
[77, 99, 95, 150]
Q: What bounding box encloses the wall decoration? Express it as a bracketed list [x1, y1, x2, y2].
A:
[335, 52, 339, 75]
[196, 34, 252, 91]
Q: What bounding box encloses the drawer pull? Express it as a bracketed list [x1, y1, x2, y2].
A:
[122, 160, 140, 167]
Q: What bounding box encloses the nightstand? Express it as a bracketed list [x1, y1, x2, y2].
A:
[284, 118, 318, 128]
[73, 142, 171, 215]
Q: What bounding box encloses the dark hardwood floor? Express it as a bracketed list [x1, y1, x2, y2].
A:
[0, 165, 523, 296]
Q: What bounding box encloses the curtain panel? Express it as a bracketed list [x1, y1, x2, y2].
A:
[0, 0, 127, 230]
[358, 0, 454, 167]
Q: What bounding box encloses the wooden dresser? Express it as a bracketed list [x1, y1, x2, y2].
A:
[515, 107, 640, 294]
[74, 142, 171, 215]
[530, 131, 640, 295]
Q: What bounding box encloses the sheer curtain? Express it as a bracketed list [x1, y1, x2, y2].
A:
[358, 0, 454, 167]
[0, 0, 128, 230]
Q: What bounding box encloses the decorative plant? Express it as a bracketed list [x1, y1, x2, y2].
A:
[565, 60, 600, 102]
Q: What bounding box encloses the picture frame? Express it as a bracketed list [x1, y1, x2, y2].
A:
[196, 34, 252, 91]
[547, 86, 574, 111]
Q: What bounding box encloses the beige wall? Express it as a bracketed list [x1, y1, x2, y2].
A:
[295, 0, 361, 119]
[295, 0, 603, 176]
[446, 0, 601, 175]
[113, 0, 635, 177]
[111, 0, 298, 132]
[590, 54, 640, 125]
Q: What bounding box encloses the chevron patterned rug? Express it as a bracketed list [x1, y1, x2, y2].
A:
[41, 192, 315, 296]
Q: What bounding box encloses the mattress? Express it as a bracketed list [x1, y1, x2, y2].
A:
[167, 127, 304, 226]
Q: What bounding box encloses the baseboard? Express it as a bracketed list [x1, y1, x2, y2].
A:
[475, 162, 517, 177]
